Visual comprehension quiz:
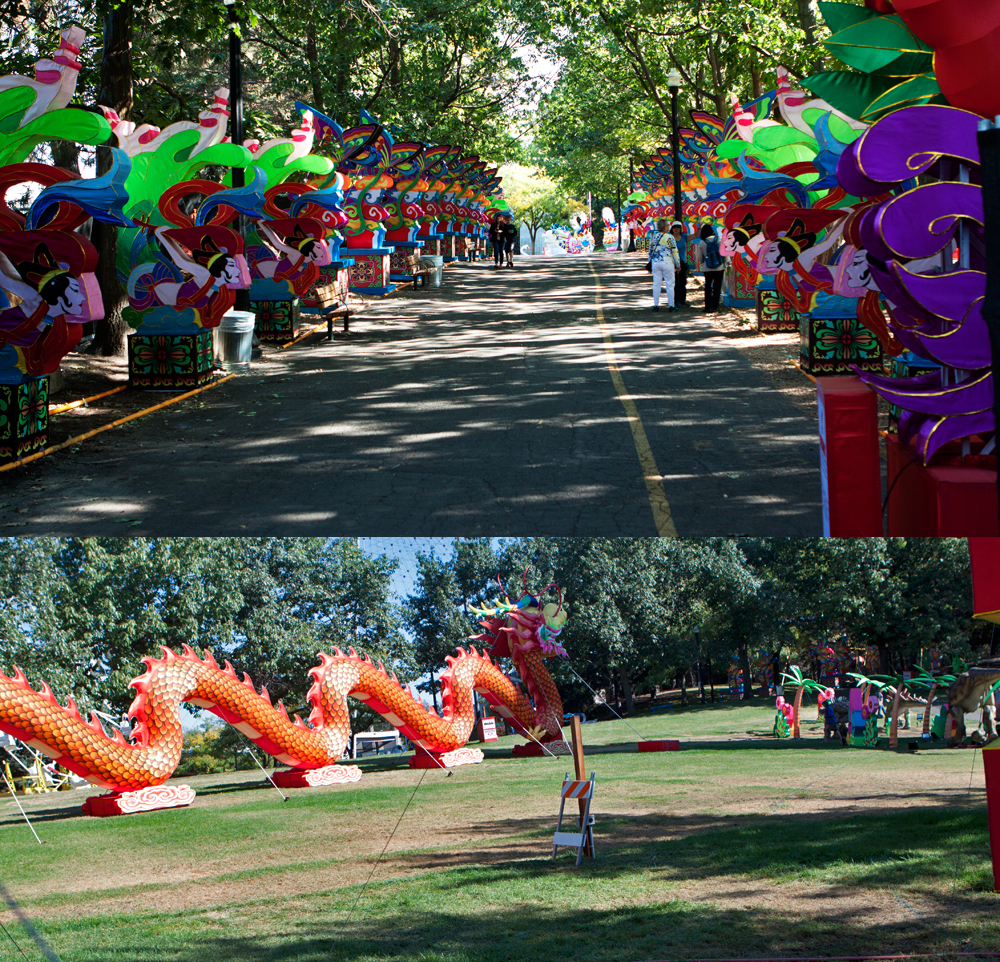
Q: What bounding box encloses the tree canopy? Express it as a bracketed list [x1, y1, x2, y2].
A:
[1, 536, 983, 725]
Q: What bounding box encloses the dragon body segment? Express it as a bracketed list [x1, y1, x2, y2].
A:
[0, 590, 569, 796]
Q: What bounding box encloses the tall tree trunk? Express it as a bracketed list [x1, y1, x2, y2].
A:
[50, 141, 80, 175]
[876, 644, 890, 676]
[750, 55, 763, 100]
[388, 38, 401, 93]
[797, 0, 824, 71]
[429, 668, 439, 713]
[335, 13, 350, 108]
[305, 21, 325, 113]
[93, 1, 133, 357]
[617, 664, 636, 717]
[707, 39, 726, 117]
[738, 643, 754, 702]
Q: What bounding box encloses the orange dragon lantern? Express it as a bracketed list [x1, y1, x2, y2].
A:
[0, 579, 570, 816]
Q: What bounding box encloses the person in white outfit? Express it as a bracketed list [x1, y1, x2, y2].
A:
[647, 218, 681, 312]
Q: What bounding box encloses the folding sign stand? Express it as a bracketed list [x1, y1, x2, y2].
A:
[552, 773, 596, 866]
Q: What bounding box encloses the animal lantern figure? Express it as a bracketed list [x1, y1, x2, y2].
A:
[0, 580, 570, 815]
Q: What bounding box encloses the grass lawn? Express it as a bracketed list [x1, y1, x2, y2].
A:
[1, 702, 997, 961]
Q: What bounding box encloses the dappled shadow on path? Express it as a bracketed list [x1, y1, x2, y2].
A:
[8, 254, 821, 536]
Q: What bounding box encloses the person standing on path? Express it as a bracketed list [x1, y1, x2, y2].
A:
[489, 215, 504, 267]
[671, 221, 688, 307]
[501, 214, 518, 267]
[648, 218, 680, 312]
[694, 223, 725, 312]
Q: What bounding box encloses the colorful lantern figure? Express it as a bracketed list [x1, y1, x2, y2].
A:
[378, 139, 430, 280]
[837, 104, 993, 462]
[0, 231, 99, 383]
[123, 172, 262, 336]
[728, 659, 744, 700]
[0, 26, 86, 126]
[128, 224, 250, 328]
[412, 146, 459, 256]
[235, 108, 346, 339]
[106, 87, 257, 389]
[781, 666, 829, 738]
[0, 157, 132, 387]
[774, 695, 793, 737]
[801, 0, 946, 125]
[0, 577, 571, 815]
[247, 218, 330, 291]
[0, 26, 123, 456]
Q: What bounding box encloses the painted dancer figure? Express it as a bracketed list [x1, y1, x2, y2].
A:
[0, 232, 100, 383]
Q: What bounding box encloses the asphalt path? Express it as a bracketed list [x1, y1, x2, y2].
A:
[1, 252, 822, 535]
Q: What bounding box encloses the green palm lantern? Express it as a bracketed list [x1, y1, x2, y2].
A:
[781, 666, 828, 739]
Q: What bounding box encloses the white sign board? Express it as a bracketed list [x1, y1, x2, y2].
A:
[481, 717, 498, 741]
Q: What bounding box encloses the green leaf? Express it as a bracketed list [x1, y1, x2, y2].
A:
[818, 0, 877, 35]
[826, 15, 932, 75]
[862, 73, 945, 122]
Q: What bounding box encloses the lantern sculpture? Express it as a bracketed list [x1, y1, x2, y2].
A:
[0, 580, 570, 816]
[0, 27, 129, 458]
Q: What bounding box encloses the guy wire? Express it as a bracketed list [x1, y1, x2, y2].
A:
[567, 665, 658, 743]
[345, 767, 429, 926]
[0, 915, 31, 962]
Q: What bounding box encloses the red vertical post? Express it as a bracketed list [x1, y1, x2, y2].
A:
[969, 538, 1000, 622]
[984, 745, 1000, 892]
[817, 377, 882, 536]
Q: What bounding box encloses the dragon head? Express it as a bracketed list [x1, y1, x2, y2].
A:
[470, 578, 568, 660]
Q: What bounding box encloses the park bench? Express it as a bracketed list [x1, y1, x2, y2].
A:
[313, 281, 368, 336]
[403, 250, 438, 289]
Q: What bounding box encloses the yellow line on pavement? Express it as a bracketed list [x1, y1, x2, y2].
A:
[587, 259, 678, 536]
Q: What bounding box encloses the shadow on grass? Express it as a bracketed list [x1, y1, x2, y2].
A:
[388, 802, 992, 893]
[0, 800, 84, 825]
[50, 801, 998, 962]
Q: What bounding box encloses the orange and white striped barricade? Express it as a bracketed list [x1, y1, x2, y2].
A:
[552, 773, 596, 866]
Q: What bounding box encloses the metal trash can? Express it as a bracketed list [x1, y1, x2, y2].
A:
[421, 254, 444, 287]
[213, 310, 256, 373]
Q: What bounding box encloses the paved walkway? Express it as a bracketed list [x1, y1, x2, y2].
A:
[2, 253, 821, 535]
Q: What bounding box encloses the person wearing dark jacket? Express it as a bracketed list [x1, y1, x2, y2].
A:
[489, 215, 504, 267]
[500, 215, 518, 266]
[693, 223, 725, 312]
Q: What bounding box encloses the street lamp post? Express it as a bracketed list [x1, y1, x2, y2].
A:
[224, 0, 249, 312]
[667, 69, 683, 227]
[626, 150, 636, 252]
